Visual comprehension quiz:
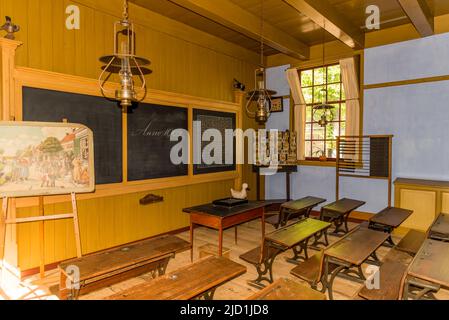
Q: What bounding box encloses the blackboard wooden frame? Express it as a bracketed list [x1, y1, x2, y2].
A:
[12, 67, 243, 207]
[193, 108, 237, 175]
[22, 86, 123, 185]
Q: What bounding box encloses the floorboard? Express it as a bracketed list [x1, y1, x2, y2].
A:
[1, 220, 448, 300]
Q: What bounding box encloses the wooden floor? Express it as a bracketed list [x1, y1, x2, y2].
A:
[1, 220, 449, 300]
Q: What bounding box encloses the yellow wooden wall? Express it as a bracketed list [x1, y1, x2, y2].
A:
[0, 0, 260, 271]
[16, 180, 235, 270]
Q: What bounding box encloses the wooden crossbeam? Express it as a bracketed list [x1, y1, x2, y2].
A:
[398, 0, 434, 37]
[5, 214, 75, 224]
[167, 0, 310, 60]
[283, 0, 365, 49]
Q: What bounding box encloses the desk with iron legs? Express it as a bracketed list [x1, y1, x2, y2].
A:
[429, 213, 449, 242]
[403, 239, 449, 300]
[241, 218, 331, 288]
[323, 228, 388, 300]
[320, 198, 366, 236]
[368, 207, 413, 246]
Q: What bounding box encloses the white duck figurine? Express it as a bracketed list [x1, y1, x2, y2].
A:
[231, 183, 250, 200]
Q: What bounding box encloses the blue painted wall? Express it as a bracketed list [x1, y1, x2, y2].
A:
[265, 33, 449, 214]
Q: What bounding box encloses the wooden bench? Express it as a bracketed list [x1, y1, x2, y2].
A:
[290, 250, 338, 293]
[107, 256, 246, 300]
[396, 229, 427, 256]
[247, 278, 326, 300]
[239, 244, 282, 287]
[240, 218, 331, 288]
[358, 248, 439, 300]
[58, 235, 189, 300]
[358, 249, 411, 300]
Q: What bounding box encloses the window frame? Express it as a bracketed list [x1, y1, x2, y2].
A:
[299, 63, 346, 162]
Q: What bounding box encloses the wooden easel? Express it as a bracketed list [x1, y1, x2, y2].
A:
[0, 193, 82, 281]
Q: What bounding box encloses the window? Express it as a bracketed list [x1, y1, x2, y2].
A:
[300, 64, 346, 160]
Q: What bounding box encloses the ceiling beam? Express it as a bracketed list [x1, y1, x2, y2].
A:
[398, 0, 434, 37]
[283, 0, 364, 49]
[167, 0, 310, 60]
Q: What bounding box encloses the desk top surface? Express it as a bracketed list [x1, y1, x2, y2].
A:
[430, 213, 449, 236]
[322, 198, 366, 215]
[408, 239, 449, 288]
[370, 207, 413, 228]
[59, 235, 190, 281]
[183, 201, 273, 217]
[266, 218, 331, 248]
[281, 196, 326, 211]
[106, 256, 246, 300]
[325, 228, 389, 265]
[247, 278, 326, 300]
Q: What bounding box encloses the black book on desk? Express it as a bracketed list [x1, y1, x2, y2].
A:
[212, 198, 249, 207]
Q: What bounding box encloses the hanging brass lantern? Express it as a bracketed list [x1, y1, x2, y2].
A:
[98, 0, 151, 108]
[245, 0, 277, 125]
[246, 67, 277, 124]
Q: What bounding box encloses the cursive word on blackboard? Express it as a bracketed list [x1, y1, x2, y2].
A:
[132, 120, 174, 137]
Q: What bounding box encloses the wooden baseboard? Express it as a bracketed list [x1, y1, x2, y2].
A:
[20, 226, 190, 278]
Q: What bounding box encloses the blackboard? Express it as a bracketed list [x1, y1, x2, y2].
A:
[22, 87, 123, 185]
[370, 137, 390, 177]
[193, 109, 236, 175]
[127, 103, 188, 180]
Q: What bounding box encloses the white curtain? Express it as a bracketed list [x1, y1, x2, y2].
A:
[340, 57, 361, 137]
[286, 68, 306, 161]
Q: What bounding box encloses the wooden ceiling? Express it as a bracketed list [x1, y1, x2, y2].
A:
[131, 0, 449, 59]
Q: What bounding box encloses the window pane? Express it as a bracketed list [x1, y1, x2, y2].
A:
[327, 84, 341, 102]
[305, 123, 312, 140]
[305, 141, 312, 158]
[340, 103, 346, 121]
[312, 123, 325, 139]
[312, 141, 325, 158]
[340, 121, 346, 136]
[301, 70, 313, 87]
[306, 106, 313, 122]
[326, 122, 340, 139]
[314, 67, 325, 85]
[326, 141, 337, 158]
[327, 65, 341, 83]
[302, 87, 313, 104]
[313, 85, 326, 103]
[330, 104, 339, 121]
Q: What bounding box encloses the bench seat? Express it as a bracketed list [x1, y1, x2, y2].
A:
[58, 235, 189, 300]
[239, 245, 279, 265]
[290, 250, 338, 290]
[358, 249, 411, 300]
[396, 229, 427, 256]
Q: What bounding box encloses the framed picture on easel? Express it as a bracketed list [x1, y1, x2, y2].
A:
[0, 121, 95, 197]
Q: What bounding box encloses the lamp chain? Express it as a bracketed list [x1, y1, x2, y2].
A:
[123, 0, 129, 22]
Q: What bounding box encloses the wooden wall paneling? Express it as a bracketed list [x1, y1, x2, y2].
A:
[0, 0, 261, 273]
[442, 192, 449, 214]
[398, 189, 437, 231]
